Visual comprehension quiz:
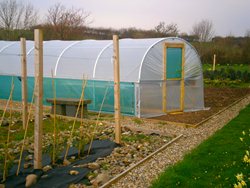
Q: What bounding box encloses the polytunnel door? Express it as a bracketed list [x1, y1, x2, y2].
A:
[163, 43, 185, 113]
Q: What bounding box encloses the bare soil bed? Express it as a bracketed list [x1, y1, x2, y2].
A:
[0, 88, 249, 126]
[151, 87, 250, 124]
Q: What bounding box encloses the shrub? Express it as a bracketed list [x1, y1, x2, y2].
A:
[242, 71, 250, 82]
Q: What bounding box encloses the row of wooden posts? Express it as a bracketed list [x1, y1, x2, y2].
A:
[20, 29, 121, 169]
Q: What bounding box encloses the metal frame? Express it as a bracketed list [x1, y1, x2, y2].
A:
[162, 43, 185, 113]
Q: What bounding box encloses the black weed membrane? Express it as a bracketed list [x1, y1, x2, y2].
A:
[1, 140, 117, 188]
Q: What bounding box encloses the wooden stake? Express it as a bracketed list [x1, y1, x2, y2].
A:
[180, 46, 185, 112]
[113, 35, 121, 144]
[21, 38, 28, 130]
[51, 70, 57, 165]
[0, 81, 15, 127]
[213, 54, 216, 71]
[79, 76, 87, 157]
[3, 80, 14, 181]
[87, 81, 110, 156]
[34, 29, 43, 169]
[64, 77, 87, 161]
[162, 44, 167, 113]
[16, 79, 37, 176]
[9, 77, 14, 124]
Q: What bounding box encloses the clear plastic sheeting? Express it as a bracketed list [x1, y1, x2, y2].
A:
[184, 78, 204, 112]
[0, 37, 205, 117]
[166, 80, 182, 111]
[139, 81, 164, 117]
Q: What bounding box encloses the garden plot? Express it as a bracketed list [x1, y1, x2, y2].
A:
[0, 109, 173, 187]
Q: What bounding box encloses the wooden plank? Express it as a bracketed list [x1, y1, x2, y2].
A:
[162, 43, 167, 113]
[34, 29, 43, 169]
[20, 38, 28, 130]
[113, 35, 121, 144]
[213, 54, 216, 71]
[166, 78, 182, 81]
[180, 45, 185, 111]
[164, 43, 184, 48]
[46, 98, 91, 105]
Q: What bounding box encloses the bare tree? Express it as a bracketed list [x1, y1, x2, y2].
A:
[155, 22, 165, 33]
[0, 0, 22, 29]
[192, 19, 215, 42]
[46, 3, 91, 39]
[0, 0, 38, 31]
[23, 3, 38, 29]
[155, 22, 179, 36]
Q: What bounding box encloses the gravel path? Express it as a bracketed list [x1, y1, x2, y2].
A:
[109, 95, 250, 188]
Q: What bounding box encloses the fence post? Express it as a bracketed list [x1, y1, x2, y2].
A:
[213, 54, 216, 71]
[34, 29, 43, 169]
[113, 35, 121, 144]
[21, 38, 28, 130]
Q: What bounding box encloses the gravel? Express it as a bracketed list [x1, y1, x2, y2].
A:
[109, 96, 250, 188]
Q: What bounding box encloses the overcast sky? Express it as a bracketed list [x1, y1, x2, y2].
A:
[25, 0, 250, 37]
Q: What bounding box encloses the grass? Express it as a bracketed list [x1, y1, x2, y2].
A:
[151, 105, 250, 188]
[204, 79, 250, 88]
[0, 112, 81, 143]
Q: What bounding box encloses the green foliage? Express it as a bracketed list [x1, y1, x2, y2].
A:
[151, 105, 250, 188]
[0, 29, 34, 41]
[204, 69, 250, 82]
[203, 64, 250, 87]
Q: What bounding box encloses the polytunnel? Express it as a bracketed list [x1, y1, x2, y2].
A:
[0, 37, 205, 117]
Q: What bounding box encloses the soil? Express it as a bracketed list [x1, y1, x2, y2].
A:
[0, 87, 249, 126]
[151, 87, 250, 125]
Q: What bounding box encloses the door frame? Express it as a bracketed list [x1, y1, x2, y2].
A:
[162, 43, 185, 113]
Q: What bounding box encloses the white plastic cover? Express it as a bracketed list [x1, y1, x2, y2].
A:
[0, 38, 202, 82]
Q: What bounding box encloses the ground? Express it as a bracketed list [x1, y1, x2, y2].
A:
[151, 87, 250, 125]
[1, 87, 249, 126]
[0, 87, 249, 187]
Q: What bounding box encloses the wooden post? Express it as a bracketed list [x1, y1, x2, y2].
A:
[51, 70, 57, 165]
[34, 29, 43, 169]
[113, 35, 121, 144]
[180, 46, 185, 112]
[162, 44, 167, 113]
[21, 38, 28, 130]
[212, 54, 216, 71]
